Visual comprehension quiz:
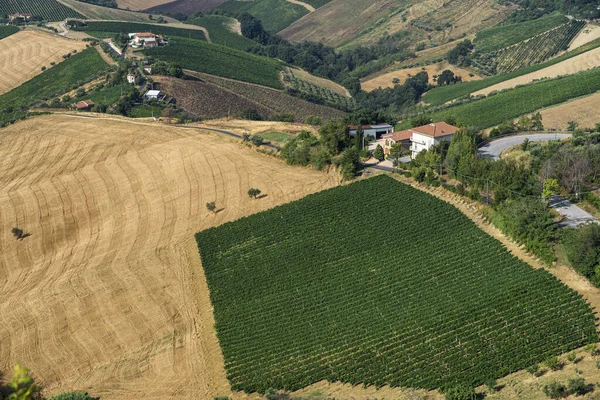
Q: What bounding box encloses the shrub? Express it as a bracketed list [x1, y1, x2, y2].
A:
[444, 384, 477, 400]
[545, 356, 562, 371]
[49, 392, 93, 400]
[567, 377, 588, 396]
[304, 115, 322, 126]
[567, 352, 577, 363]
[543, 382, 567, 399]
[250, 135, 264, 146]
[526, 364, 539, 375]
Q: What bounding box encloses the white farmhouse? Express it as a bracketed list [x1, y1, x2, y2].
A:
[127, 73, 136, 84]
[349, 124, 394, 140]
[409, 122, 459, 159]
[145, 90, 161, 100]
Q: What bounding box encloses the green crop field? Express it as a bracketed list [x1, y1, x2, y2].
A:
[474, 13, 568, 53]
[0, 48, 108, 127]
[190, 15, 256, 50]
[0, 26, 20, 40]
[195, 176, 597, 393]
[424, 36, 600, 106]
[72, 21, 207, 41]
[403, 67, 600, 129]
[144, 37, 283, 89]
[0, 0, 84, 21]
[216, 0, 309, 33]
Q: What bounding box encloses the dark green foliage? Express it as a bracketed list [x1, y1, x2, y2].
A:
[72, 21, 207, 41]
[445, 384, 477, 400]
[0, 0, 84, 21]
[195, 176, 597, 393]
[78, 0, 117, 7]
[446, 40, 473, 67]
[567, 377, 589, 396]
[190, 15, 256, 50]
[543, 382, 568, 399]
[248, 188, 262, 199]
[150, 61, 183, 78]
[545, 356, 563, 371]
[437, 70, 461, 86]
[216, 0, 309, 33]
[0, 48, 108, 127]
[526, 364, 539, 375]
[144, 37, 283, 89]
[563, 224, 600, 286]
[49, 392, 93, 400]
[0, 25, 19, 40]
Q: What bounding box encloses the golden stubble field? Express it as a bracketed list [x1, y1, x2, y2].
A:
[0, 114, 339, 399]
[116, 0, 176, 10]
[0, 30, 87, 95]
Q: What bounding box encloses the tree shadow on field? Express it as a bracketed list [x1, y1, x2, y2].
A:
[216, 208, 225, 214]
[257, 194, 268, 199]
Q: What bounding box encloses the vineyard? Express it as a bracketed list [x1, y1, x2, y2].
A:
[474, 21, 585, 74]
[72, 21, 207, 41]
[190, 15, 256, 50]
[196, 176, 597, 393]
[0, 0, 84, 21]
[216, 0, 309, 33]
[0, 26, 19, 41]
[403, 65, 600, 129]
[144, 37, 284, 89]
[282, 69, 356, 111]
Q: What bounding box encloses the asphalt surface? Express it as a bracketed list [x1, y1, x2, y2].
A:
[549, 196, 599, 228]
[478, 133, 572, 159]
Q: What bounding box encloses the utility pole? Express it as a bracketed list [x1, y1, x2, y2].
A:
[486, 180, 490, 204]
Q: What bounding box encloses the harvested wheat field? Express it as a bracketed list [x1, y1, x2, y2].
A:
[0, 114, 340, 399]
[538, 92, 600, 130]
[0, 30, 87, 95]
[361, 61, 481, 92]
[116, 0, 176, 10]
[473, 46, 600, 96]
[568, 23, 600, 51]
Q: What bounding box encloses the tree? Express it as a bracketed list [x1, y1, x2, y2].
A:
[206, 202, 217, 214]
[354, 125, 365, 149]
[568, 121, 579, 131]
[437, 69, 457, 86]
[250, 135, 264, 146]
[11, 227, 23, 240]
[446, 40, 473, 66]
[7, 365, 40, 400]
[319, 121, 349, 155]
[162, 107, 174, 123]
[531, 112, 543, 130]
[542, 178, 560, 199]
[248, 188, 262, 199]
[389, 142, 404, 161]
[563, 223, 600, 283]
[373, 144, 385, 161]
[543, 382, 567, 399]
[517, 115, 531, 131]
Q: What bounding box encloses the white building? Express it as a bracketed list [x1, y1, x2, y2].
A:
[129, 32, 164, 48]
[127, 74, 136, 84]
[349, 124, 394, 140]
[409, 122, 459, 159]
[145, 90, 161, 100]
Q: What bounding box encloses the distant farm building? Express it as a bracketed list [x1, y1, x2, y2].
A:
[9, 13, 32, 22]
[71, 100, 95, 110]
[129, 32, 165, 49]
[144, 66, 152, 74]
[409, 122, 459, 159]
[127, 74, 136, 84]
[145, 90, 161, 100]
[349, 124, 394, 140]
[382, 130, 412, 154]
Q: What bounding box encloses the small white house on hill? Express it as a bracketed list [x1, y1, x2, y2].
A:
[410, 122, 459, 159]
[127, 74, 136, 84]
[349, 124, 394, 140]
[145, 90, 161, 100]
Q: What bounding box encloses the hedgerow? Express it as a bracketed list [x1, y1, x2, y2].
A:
[196, 175, 597, 393]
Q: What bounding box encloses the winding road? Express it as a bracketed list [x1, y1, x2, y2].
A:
[477, 133, 598, 228]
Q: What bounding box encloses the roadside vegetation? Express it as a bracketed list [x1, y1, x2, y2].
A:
[196, 175, 597, 394]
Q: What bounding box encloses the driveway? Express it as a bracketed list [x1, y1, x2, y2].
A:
[478, 133, 571, 159]
[549, 196, 599, 228]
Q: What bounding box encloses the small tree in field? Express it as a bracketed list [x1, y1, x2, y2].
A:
[373, 144, 385, 161]
[11, 227, 23, 240]
[206, 202, 217, 214]
[248, 188, 261, 199]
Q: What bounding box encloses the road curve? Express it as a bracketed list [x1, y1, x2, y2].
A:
[478, 133, 572, 159]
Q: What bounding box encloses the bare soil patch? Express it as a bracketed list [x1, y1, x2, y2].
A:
[568, 23, 600, 51]
[0, 30, 87, 96]
[473, 46, 600, 96]
[0, 114, 339, 399]
[362, 61, 482, 91]
[538, 91, 600, 130]
[287, 67, 350, 96]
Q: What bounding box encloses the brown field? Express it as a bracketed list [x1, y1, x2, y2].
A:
[116, 0, 176, 10]
[59, 0, 178, 22]
[473, 47, 600, 96]
[0, 30, 87, 96]
[158, 72, 345, 122]
[0, 114, 340, 399]
[287, 67, 350, 97]
[361, 60, 482, 91]
[568, 23, 600, 51]
[538, 92, 600, 130]
[147, 0, 230, 14]
[279, 0, 401, 47]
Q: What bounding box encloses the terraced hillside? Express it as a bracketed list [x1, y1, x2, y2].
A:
[196, 175, 597, 392]
[0, 114, 340, 399]
[216, 0, 311, 33]
[59, 0, 177, 21]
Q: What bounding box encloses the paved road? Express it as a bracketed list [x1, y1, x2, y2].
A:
[549, 196, 599, 228]
[478, 133, 571, 159]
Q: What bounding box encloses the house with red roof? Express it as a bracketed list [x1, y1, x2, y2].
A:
[408, 122, 459, 159]
[71, 100, 95, 111]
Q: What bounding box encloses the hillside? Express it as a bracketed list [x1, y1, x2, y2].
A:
[147, 0, 232, 14]
[72, 21, 208, 41]
[157, 72, 345, 121]
[115, 0, 176, 10]
[0, 114, 340, 399]
[59, 0, 178, 22]
[0, 0, 83, 21]
[216, 0, 311, 33]
[190, 15, 255, 50]
[0, 30, 87, 96]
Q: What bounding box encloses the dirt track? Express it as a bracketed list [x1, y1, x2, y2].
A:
[0, 30, 87, 95]
[0, 114, 339, 399]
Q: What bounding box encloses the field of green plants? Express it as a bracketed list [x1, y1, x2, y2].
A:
[0, 26, 19, 40]
[282, 69, 356, 111]
[144, 37, 284, 88]
[474, 13, 568, 53]
[72, 21, 207, 41]
[0, 0, 84, 21]
[190, 15, 255, 50]
[424, 36, 600, 106]
[216, 0, 309, 32]
[196, 176, 597, 393]
[475, 21, 585, 74]
[0, 48, 108, 127]
[405, 66, 600, 129]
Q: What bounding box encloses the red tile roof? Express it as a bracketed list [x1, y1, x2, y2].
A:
[410, 122, 459, 138]
[72, 100, 95, 109]
[383, 130, 412, 142]
[135, 32, 156, 38]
